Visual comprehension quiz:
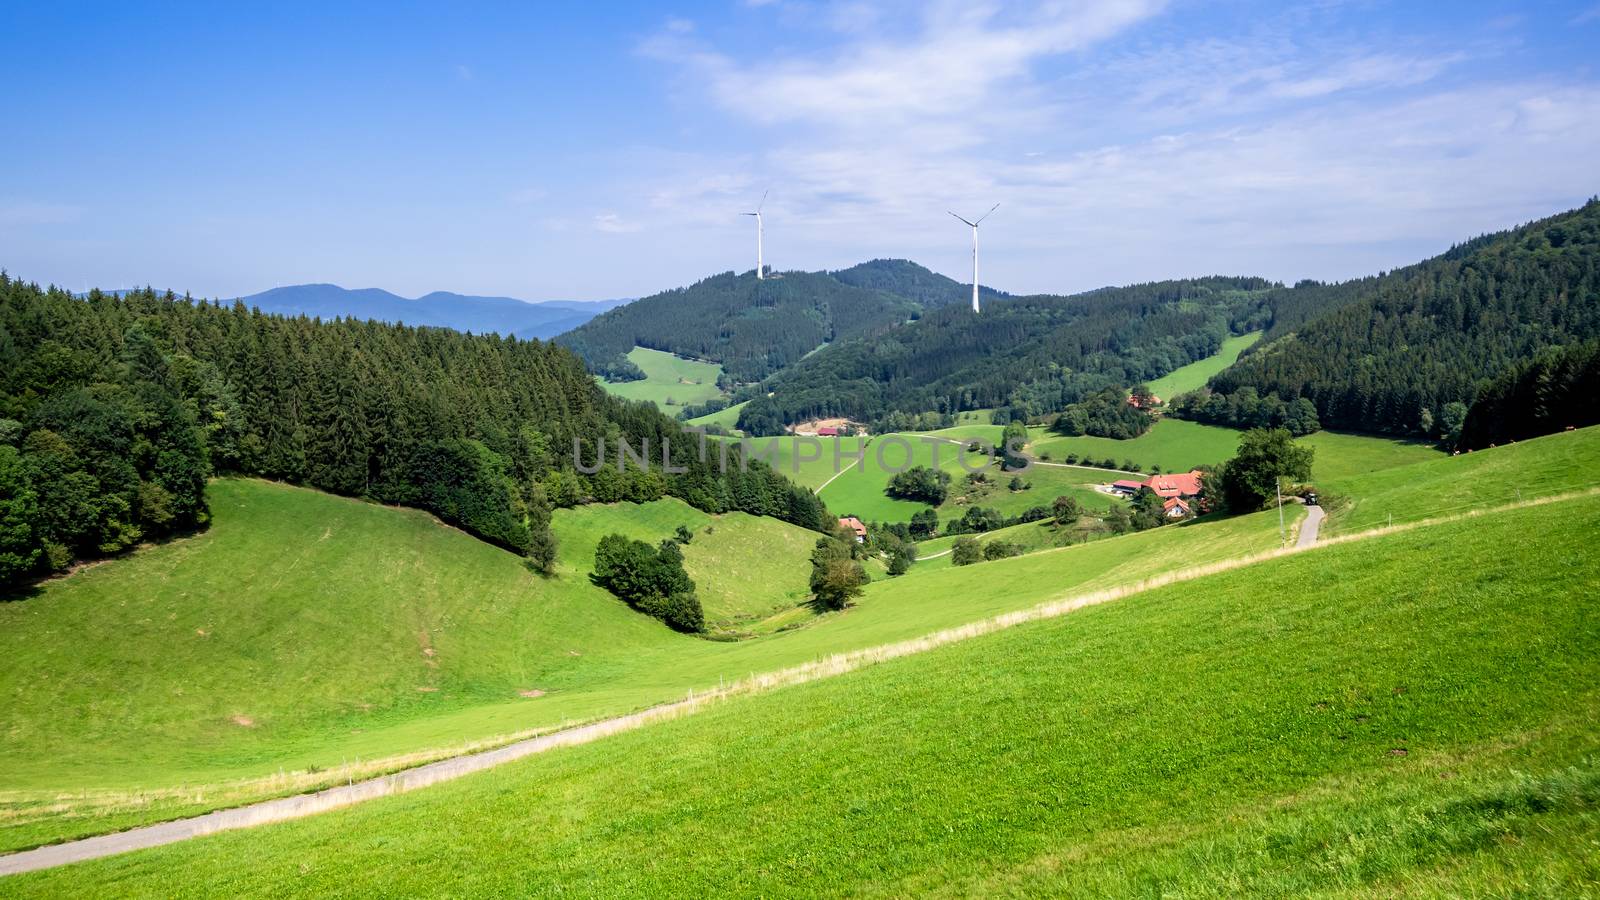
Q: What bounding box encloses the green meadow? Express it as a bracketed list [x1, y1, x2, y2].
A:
[2, 427, 1593, 858]
[1319, 424, 1600, 534]
[683, 398, 747, 432]
[1145, 330, 1262, 399]
[596, 347, 725, 416]
[10, 493, 1597, 896]
[1027, 417, 1241, 473]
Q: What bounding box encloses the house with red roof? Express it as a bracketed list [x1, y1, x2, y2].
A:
[1142, 470, 1203, 499]
[1108, 470, 1205, 516]
[838, 516, 868, 542]
[1110, 479, 1145, 497]
[816, 426, 840, 437]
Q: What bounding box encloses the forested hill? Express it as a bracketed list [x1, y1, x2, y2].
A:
[555, 262, 972, 383]
[829, 258, 1010, 307]
[736, 276, 1276, 435]
[0, 276, 831, 591]
[1179, 200, 1600, 439]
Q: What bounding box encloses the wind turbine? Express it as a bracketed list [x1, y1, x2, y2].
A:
[948, 203, 998, 313]
[742, 190, 768, 279]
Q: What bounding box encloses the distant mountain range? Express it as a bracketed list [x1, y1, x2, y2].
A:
[235, 284, 632, 339]
[84, 283, 632, 340]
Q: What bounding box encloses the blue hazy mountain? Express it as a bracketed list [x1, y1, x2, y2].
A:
[232, 284, 630, 339]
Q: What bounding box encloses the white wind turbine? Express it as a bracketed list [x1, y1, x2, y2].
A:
[742, 190, 769, 279]
[949, 203, 999, 313]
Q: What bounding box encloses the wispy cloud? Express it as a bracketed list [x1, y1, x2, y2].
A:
[593, 213, 641, 234]
[623, 1, 1597, 293]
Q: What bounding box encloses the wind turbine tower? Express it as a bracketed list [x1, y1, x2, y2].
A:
[948, 203, 998, 313]
[743, 190, 768, 279]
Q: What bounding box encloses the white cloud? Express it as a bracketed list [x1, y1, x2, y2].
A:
[593, 213, 641, 234]
[612, 2, 1600, 295]
[644, 1, 1166, 136]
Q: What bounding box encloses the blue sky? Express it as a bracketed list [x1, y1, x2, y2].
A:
[3, 1, 1598, 301]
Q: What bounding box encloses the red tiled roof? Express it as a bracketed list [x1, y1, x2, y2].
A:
[838, 516, 868, 537]
[1112, 479, 1144, 490]
[817, 426, 839, 436]
[1142, 470, 1203, 498]
[1163, 497, 1191, 514]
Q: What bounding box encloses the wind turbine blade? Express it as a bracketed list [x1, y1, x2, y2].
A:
[974, 203, 1000, 225]
[948, 211, 976, 227]
[758, 188, 769, 214]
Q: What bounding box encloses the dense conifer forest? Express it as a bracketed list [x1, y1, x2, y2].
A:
[1458, 340, 1600, 450]
[0, 276, 832, 589]
[555, 260, 972, 384]
[735, 276, 1275, 434]
[1186, 201, 1600, 439]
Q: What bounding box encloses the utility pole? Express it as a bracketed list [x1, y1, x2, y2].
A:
[1276, 477, 1286, 548]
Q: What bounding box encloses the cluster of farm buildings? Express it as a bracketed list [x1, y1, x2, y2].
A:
[1109, 470, 1204, 517]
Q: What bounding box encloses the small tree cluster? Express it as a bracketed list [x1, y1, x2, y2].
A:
[809, 537, 868, 610]
[591, 534, 705, 633]
[887, 465, 952, 504]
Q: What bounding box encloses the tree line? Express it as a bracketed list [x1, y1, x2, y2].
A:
[0, 275, 834, 591]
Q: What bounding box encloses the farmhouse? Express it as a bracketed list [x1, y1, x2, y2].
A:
[1110, 470, 1205, 507]
[816, 426, 840, 437]
[1143, 470, 1204, 499]
[838, 516, 868, 542]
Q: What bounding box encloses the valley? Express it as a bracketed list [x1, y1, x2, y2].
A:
[2, 176, 1597, 895]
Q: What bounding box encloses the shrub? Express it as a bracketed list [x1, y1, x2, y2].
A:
[982, 540, 1024, 560]
[951, 537, 982, 566]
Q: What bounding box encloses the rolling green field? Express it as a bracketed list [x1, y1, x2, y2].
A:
[1319, 424, 1600, 534]
[1027, 417, 1241, 473]
[0, 473, 1298, 851]
[4, 427, 1593, 859]
[684, 399, 747, 432]
[1300, 429, 1441, 483]
[937, 463, 1114, 525]
[596, 347, 725, 417]
[13, 494, 1596, 895]
[808, 434, 993, 524]
[1145, 330, 1262, 399]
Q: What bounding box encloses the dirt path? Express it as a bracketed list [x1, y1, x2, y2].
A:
[4, 487, 1592, 877]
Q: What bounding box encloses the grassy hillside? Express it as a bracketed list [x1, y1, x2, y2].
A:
[1145, 330, 1261, 399]
[684, 399, 747, 432]
[596, 347, 724, 417]
[1320, 424, 1600, 534]
[1027, 418, 1241, 473]
[3, 428, 1589, 854]
[14, 494, 1597, 895]
[0, 474, 1299, 851]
